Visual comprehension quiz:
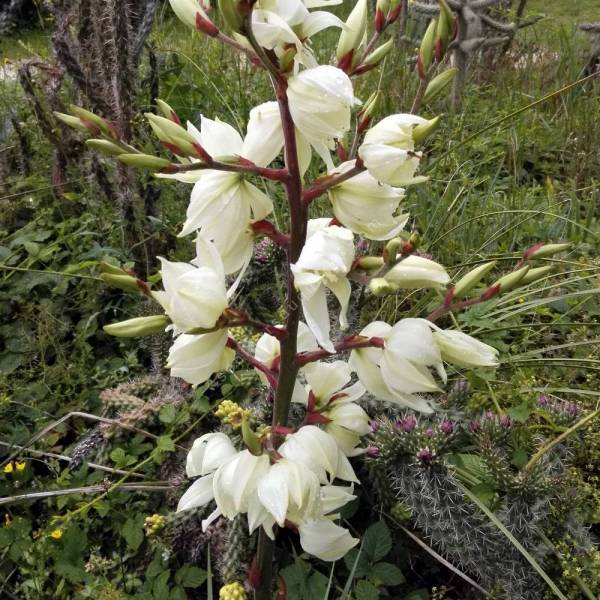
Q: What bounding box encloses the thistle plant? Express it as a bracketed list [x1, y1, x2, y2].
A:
[54, 1, 573, 597]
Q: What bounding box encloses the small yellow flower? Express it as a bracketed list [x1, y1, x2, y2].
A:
[215, 400, 251, 430]
[15, 461, 26, 472]
[3, 463, 13, 474]
[219, 582, 247, 600]
[4, 514, 12, 528]
[50, 529, 63, 540]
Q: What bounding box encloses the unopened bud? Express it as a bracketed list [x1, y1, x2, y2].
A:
[242, 416, 262, 455]
[103, 315, 170, 337]
[524, 242, 571, 260]
[419, 18, 437, 71]
[436, 0, 454, 53]
[155, 99, 181, 124]
[118, 154, 173, 171]
[168, 0, 212, 30]
[99, 262, 129, 276]
[86, 139, 126, 156]
[100, 273, 142, 294]
[369, 277, 397, 296]
[357, 92, 382, 132]
[356, 256, 384, 272]
[493, 265, 530, 293]
[218, 0, 245, 34]
[375, 8, 386, 33]
[453, 260, 497, 298]
[363, 38, 394, 68]
[412, 116, 440, 145]
[383, 237, 404, 264]
[520, 265, 555, 285]
[54, 112, 89, 133]
[69, 105, 117, 139]
[423, 67, 457, 104]
[146, 114, 197, 145]
[336, 0, 368, 63]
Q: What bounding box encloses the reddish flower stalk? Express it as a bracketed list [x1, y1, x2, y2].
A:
[425, 285, 501, 322]
[164, 157, 288, 181]
[295, 336, 386, 367]
[302, 161, 364, 204]
[226, 337, 278, 388]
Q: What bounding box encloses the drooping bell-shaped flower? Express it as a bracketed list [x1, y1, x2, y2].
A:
[327, 161, 409, 240]
[167, 330, 234, 386]
[278, 425, 359, 484]
[288, 66, 358, 168]
[302, 361, 370, 456]
[431, 328, 499, 368]
[152, 237, 227, 333]
[384, 255, 450, 289]
[169, 0, 210, 29]
[186, 432, 237, 477]
[298, 517, 359, 561]
[291, 219, 355, 352]
[359, 114, 428, 186]
[349, 319, 447, 413]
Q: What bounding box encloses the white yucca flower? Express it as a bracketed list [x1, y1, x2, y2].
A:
[384, 255, 450, 289]
[431, 328, 499, 368]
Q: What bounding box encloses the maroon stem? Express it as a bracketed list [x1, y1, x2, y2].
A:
[426, 290, 499, 323]
[295, 336, 385, 367]
[303, 162, 365, 204]
[226, 337, 278, 388]
[163, 158, 288, 182]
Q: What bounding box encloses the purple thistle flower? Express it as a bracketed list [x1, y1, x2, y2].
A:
[366, 445, 380, 458]
[396, 415, 417, 433]
[416, 447, 434, 464]
[369, 419, 380, 433]
[439, 419, 454, 434]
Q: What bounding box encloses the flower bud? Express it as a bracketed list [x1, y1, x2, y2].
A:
[241, 416, 262, 455]
[423, 67, 458, 104]
[519, 265, 554, 285]
[146, 113, 196, 145]
[155, 99, 181, 124]
[336, 0, 368, 64]
[419, 19, 437, 72]
[436, 0, 454, 54]
[54, 112, 89, 133]
[383, 237, 404, 264]
[356, 256, 384, 273]
[363, 38, 394, 68]
[375, 1, 389, 32]
[369, 277, 397, 296]
[385, 255, 450, 289]
[99, 262, 129, 276]
[103, 315, 170, 337]
[357, 92, 382, 132]
[492, 265, 530, 293]
[168, 0, 213, 30]
[118, 154, 173, 171]
[453, 260, 497, 298]
[100, 273, 142, 293]
[412, 116, 440, 145]
[218, 0, 245, 34]
[524, 242, 571, 260]
[69, 105, 117, 139]
[86, 139, 126, 156]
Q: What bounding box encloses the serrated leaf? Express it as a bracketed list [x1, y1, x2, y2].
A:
[159, 404, 177, 424]
[362, 521, 392, 563]
[355, 579, 379, 600]
[152, 570, 171, 600]
[156, 435, 176, 453]
[344, 548, 370, 578]
[371, 562, 405, 586]
[175, 565, 207, 588]
[403, 590, 429, 600]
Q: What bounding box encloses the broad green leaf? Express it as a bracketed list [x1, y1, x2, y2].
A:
[362, 521, 392, 563]
[175, 565, 207, 588]
[122, 516, 144, 551]
[355, 579, 379, 600]
[370, 562, 405, 586]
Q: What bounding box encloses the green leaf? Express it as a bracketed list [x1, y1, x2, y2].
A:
[362, 521, 392, 563]
[307, 571, 329, 599]
[122, 516, 144, 551]
[508, 400, 532, 423]
[152, 570, 171, 600]
[156, 435, 176, 453]
[62, 525, 87, 560]
[54, 560, 87, 583]
[370, 562, 405, 586]
[175, 565, 207, 588]
[511, 448, 529, 469]
[355, 579, 379, 600]
[344, 548, 370, 578]
[170, 587, 187, 600]
[402, 590, 429, 600]
[159, 404, 177, 424]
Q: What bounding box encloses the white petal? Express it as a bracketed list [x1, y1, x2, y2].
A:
[177, 475, 215, 512]
[299, 518, 359, 561]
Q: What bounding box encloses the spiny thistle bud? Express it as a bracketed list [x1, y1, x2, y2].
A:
[103, 315, 170, 337]
[85, 139, 126, 156]
[423, 68, 458, 104]
[118, 154, 174, 171]
[336, 0, 368, 66]
[453, 260, 497, 298]
[412, 116, 440, 145]
[492, 265, 530, 293]
[523, 242, 571, 260]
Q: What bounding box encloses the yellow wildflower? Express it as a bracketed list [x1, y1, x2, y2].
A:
[144, 513, 166, 536]
[4, 514, 12, 528]
[215, 400, 251, 430]
[3, 463, 13, 474]
[219, 582, 247, 600]
[50, 529, 63, 540]
[15, 461, 26, 472]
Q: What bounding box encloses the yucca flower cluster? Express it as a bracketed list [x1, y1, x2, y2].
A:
[54, 0, 578, 596]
